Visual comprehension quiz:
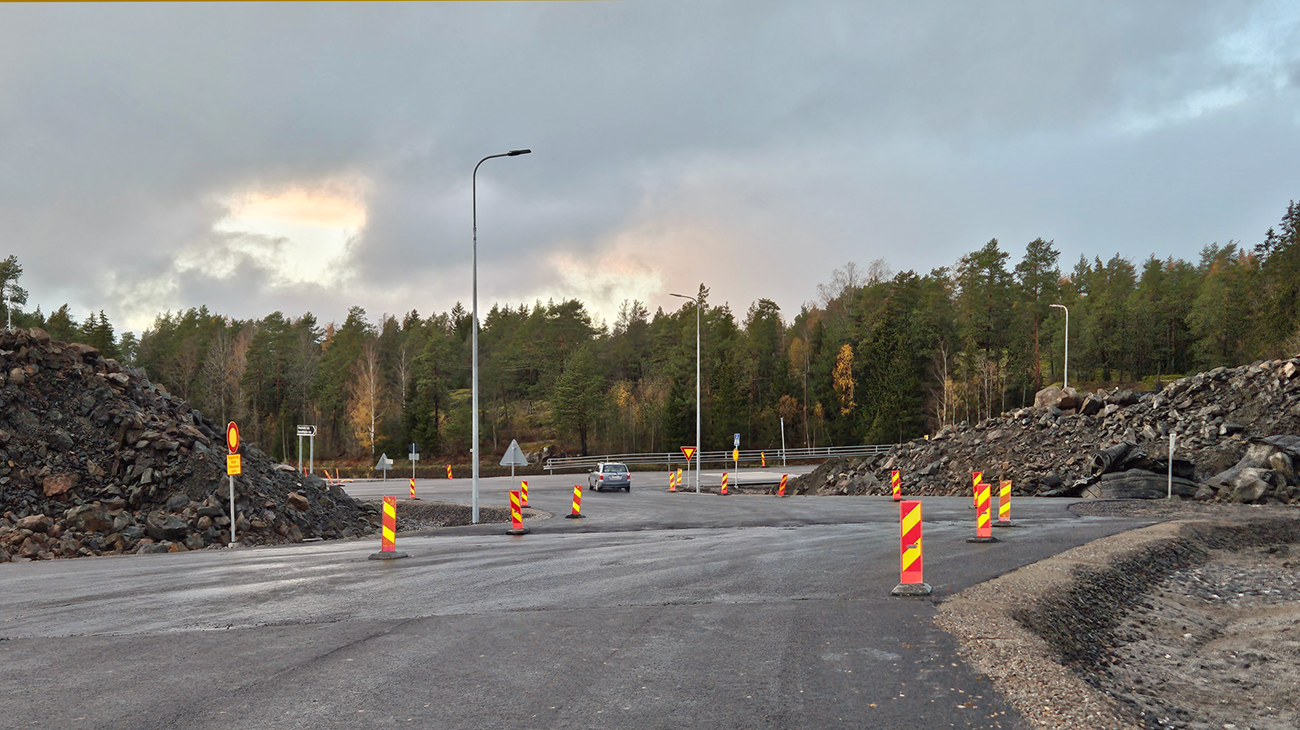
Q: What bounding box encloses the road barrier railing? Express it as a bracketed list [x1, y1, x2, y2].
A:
[544, 444, 896, 473]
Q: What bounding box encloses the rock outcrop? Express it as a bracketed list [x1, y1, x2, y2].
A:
[0, 328, 378, 562]
[790, 355, 1300, 504]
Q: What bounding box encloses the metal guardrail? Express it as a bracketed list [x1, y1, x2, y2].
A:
[544, 444, 897, 473]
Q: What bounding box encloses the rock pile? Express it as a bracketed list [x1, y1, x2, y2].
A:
[790, 356, 1300, 504]
[0, 328, 378, 562]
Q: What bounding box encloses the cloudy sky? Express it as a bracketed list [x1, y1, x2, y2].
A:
[2, 1, 1299, 333]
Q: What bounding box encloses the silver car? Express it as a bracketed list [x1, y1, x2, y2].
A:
[588, 462, 631, 492]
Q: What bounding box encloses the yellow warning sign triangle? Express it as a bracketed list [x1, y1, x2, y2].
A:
[680, 446, 696, 461]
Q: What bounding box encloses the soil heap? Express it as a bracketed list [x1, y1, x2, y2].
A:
[0, 327, 378, 562]
[790, 356, 1300, 504]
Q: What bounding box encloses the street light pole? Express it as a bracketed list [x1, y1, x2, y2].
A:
[1050, 303, 1069, 391]
[472, 149, 531, 524]
[669, 290, 703, 493]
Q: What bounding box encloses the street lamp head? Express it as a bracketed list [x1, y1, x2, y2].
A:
[1050, 303, 1066, 310]
[668, 292, 692, 299]
[507, 149, 532, 156]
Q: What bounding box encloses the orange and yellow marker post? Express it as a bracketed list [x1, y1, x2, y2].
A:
[777, 474, 788, 496]
[565, 485, 585, 519]
[761, 451, 766, 467]
[410, 477, 416, 500]
[368, 495, 409, 560]
[995, 480, 1013, 526]
[720, 472, 729, 496]
[676, 467, 683, 491]
[507, 490, 529, 535]
[891, 470, 901, 501]
[446, 464, 453, 480]
[669, 470, 677, 492]
[971, 471, 982, 509]
[890, 500, 931, 596]
[520, 480, 529, 508]
[967, 480, 999, 543]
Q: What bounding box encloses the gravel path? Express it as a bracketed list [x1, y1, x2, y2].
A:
[935, 510, 1300, 730]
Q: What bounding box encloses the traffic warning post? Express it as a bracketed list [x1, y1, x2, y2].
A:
[446, 464, 453, 480]
[409, 477, 417, 500]
[507, 490, 529, 535]
[368, 496, 409, 560]
[777, 473, 788, 497]
[891, 500, 931, 596]
[891, 470, 901, 501]
[565, 485, 585, 519]
[967, 480, 999, 543]
[669, 470, 677, 492]
[761, 451, 766, 467]
[676, 467, 683, 489]
[994, 480, 1015, 527]
[225, 421, 240, 547]
[971, 471, 982, 509]
[720, 472, 729, 496]
[520, 480, 530, 508]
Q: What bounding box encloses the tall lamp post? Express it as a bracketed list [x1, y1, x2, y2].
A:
[1050, 303, 1069, 391]
[669, 290, 703, 493]
[471, 149, 531, 524]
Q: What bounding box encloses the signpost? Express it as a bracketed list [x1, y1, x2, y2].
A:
[733, 433, 740, 488]
[296, 425, 317, 475]
[376, 453, 394, 481]
[500, 439, 529, 478]
[680, 446, 697, 493]
[226, 422, 240, 547]
[409, 442, 420, 481]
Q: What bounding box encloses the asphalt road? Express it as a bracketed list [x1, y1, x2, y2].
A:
[0, 474, 1153, 729]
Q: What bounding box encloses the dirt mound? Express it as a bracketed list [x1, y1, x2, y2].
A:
[790, 357, 1300, 501]
[0, 327, 378, 562]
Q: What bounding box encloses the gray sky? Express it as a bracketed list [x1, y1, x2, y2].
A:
[2, 1, 1298, 333]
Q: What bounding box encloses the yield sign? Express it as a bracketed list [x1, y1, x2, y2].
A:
[680, 446, 696, 461]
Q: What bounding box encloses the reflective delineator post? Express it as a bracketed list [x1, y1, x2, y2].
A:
[676, 467, 683, 492]
[368, 495, 409, 560]
[409, 477, 416, 500]
[971, 471, 982, 509]
[761, 451, 766, 467]
[507, 489, 529, 535]
[967, 480, 999, 543]
[891, 470, 901, 501]
[669, 470, 677, 492]
[720, 472, 729, 496]
[890, 500, 931, 596]
[777, 474, 788, 497]
[994, 479, 1014, 527]
[565, 485, 585, 519]
[520, 480, 529, 508]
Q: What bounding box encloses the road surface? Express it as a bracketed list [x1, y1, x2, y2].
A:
[0, 475, 1152, 729]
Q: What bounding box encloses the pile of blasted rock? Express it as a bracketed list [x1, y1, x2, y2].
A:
[788, 355, 1300, 505]
[0, 327, 379, 562]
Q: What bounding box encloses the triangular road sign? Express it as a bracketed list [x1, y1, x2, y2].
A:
[376, 453, 393, 470]
[500, 439, 529, 467]
[680, 446, 696, 461]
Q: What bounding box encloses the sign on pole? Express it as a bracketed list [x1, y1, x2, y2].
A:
[226, 422, 240, 547]
[376, 453, 393, 481]
[733, 433, 740, 448]
[296, 425, 317, 437]
[500, 439, 528, 478]
[680, 446, 696, 461]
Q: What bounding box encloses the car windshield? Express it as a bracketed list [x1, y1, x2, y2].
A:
[604, 464, 628, 474]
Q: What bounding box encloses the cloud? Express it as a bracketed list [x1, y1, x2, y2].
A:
[1, 1, 1297, 333]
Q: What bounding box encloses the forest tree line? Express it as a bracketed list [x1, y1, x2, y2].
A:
[2, 200, 1297, 463]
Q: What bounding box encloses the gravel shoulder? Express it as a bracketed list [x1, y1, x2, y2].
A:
[935, 504, 1300, 730]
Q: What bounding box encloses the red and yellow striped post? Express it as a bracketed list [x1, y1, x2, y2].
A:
[777, 474, 788, 496]
[761, 451, 766, 467]
[446, 464, 453, 480]
[520, 480, 530, 508]
[971, 471, 982, 509]
[891, 470, 901, 501]
[507, 490, 529, 535]
[565, 485, 585, 519]
[669, 470, 677, 492]
[368, 495, 409, 560]
[720, 472, 729, 496]
[410, 477, 416, 500]
[996, 480, 1013, 526]
[967, 480, 999, 543]
[676, 467, 683, 492]
[890, 500, 931, 596]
